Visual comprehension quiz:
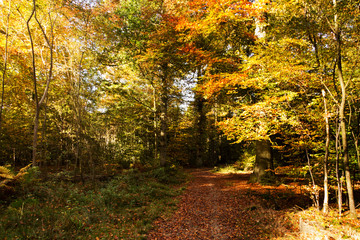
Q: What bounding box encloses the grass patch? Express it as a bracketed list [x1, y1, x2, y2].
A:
[0, 167, 187, 240]
[212, 165, 249, 174]
[212, 151, 255, 174]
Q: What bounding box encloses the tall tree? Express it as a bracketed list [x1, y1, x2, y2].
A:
[0, 0, 11, 129]
[21, 0, 56, 166]
[97, 0, 190, 166]
[331, 0, 356, 218]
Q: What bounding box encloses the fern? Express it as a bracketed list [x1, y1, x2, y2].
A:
[0, 164, 33, 192]
[13, 164, 32, 181]
[0, 166, 14, 180]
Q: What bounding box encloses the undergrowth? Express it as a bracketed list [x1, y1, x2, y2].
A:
[294, 207, 360, 240]
[212, 165, 247, 174]
[0, 166, 187, 240]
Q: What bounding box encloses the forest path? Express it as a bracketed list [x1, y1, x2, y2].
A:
[147, 168, 297, 240]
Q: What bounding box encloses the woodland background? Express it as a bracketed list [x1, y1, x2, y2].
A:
[1, 0, 360, 235]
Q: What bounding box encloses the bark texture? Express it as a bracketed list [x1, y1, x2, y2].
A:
[250, 140, 274, 183]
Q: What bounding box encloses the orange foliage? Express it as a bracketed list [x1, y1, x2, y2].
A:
[201, 73, 248, 98]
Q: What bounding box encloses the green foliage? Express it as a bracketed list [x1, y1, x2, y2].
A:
[0, 168, 186, 239]
[52, 170, 73, 181]
[236, 150, 256, 171]
[19, 167, 41, 189]
[212, 148, 256, 173]
[147, 165, 187, 184]
[213, 165, 243, 174]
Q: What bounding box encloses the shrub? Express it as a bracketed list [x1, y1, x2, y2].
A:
[0, 164, 36, 198]
[148, 165, 186, 184]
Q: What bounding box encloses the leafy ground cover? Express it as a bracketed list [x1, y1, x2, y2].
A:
[148, 168, 360, 240]
[0, 167, 186, 240]
[2, 166, 359, 239]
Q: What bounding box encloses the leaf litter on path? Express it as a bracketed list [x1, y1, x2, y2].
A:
[147, 169, 302, 240]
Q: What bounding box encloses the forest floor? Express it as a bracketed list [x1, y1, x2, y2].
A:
[2, 167, 360, 239]
[147, 168, 360, 240]
[147, 168, 303, 240]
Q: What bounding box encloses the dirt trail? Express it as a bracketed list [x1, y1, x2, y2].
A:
[147, 169, 301, 240]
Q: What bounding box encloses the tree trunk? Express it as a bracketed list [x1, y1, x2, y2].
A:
[214, 102, 222, 164]
[250, 140, 273, 183]
[194, 68, 206, 167]
[306, 147, 320, 209]
[26, 0, 37, 166]
[40, 95, 48, 166]
[32, 109, 40, 166]
[159, 77, 168, 167]
[27, 0, 54, 166]
[335, 122, 342, 217]
[351, 130, 360, 171]
[0, 0, 11, 130]
[74, 52, 84, 177]
[153, 87, 158, 162]
[194, 95, 206, 167]
[322, 89, 329, 214]
[333, 0, 356, 218]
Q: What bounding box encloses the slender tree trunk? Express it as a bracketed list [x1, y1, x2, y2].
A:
[356, 107, 360, 169]
[194, 68, 206, 167]
[159, 77, 168, 167]
[351, 131, 360, 170]
[32, 107, 41, 166]
[153, 87, 158, 161]
[74, 13, 90, 176]
[194, 94, 205, 167]
[13, 148, 16, 166]
[335, 122, 342, 217]
[75, 52, 84, 177]
[0, 0, 11, 129]
[322, 89, 330, 214]
[214, 102, 221, 164]
[27, 0, 54, 166]
[90, 149, 95, 184]
[306, 147, 319, 210]
[40, 95, 49, 166]
[333, 0, 356, 218]
[26, 1, 38, 166]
